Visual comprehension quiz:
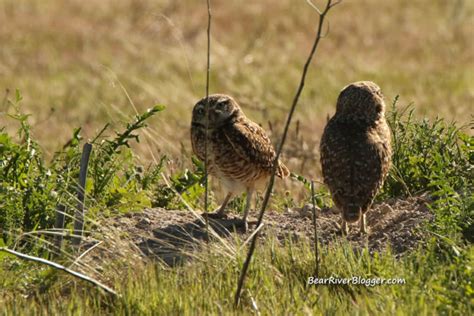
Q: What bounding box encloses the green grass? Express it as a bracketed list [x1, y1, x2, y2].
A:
[0, 0, 473, 314]
[0, 93, 472, 314]
[1, 237, 472, 315]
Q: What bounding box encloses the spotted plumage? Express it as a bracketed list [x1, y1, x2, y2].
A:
[191, 94, 289, 228]
[320, 81, 392, 234]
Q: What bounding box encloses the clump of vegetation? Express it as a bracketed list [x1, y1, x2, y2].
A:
[1, 0, 472, 313]
[0, 92, 472, 314]
[0, 91, 58, 235]
[385, 97, 472, 196]
[152, 156, 207, 210]
[1, 235, 472, 314]
[0, 91, 206, 245]
[382, 97, 473, 241]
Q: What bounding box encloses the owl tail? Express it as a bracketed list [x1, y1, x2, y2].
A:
[276, 161, 290, 178]
[342, 204, 361, 223]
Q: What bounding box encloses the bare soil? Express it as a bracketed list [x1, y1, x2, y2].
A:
[93, 194, 433, 266]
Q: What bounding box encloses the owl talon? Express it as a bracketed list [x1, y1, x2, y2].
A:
[359, 213, 367, 234]
[358, 226, 369, 235]
[341, 220, 349, 235]
[241, 220, 249, 233]
[202, 212, 228, 219]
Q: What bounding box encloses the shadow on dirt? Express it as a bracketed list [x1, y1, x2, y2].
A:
[96, 194, 433, 266]
[137, 217, 247, 265]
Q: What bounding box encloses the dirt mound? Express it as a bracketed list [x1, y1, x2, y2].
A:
[96, 195, 433, 265]
[273, 194, 433, 255]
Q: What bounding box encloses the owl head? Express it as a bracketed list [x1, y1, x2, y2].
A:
[192, 94, 243, 128]
[335, 81, 386, 123]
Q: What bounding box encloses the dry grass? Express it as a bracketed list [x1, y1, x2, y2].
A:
[82, 194, 433, 269]
[1, 2, 472, 313]
[1, 0, 473, 182]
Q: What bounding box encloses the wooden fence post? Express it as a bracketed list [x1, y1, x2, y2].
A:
[72, 143, 92, 247]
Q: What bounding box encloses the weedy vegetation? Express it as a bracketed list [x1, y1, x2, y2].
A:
[0, 91, 472, 314]
[0, 0, 473, 314]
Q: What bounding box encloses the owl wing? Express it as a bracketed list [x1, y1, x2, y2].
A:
[321, 119, 390, 212]
[222, 119, 277, 172]
[320, 119, 353, 200]
[190, 124, 206, 161]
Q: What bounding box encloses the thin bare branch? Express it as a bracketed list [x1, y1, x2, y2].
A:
[205, 0, 211, 101]
[330, 0, 343, 8]
[156, 14, 197, 93]
[234, 0, 338, 307]
[321, 20, 330, 38]
[306, 0, 322, 14]
[70, 241, 104, 268]
[0, 247, 118, 296]
[203, 0, 212, 239]
[311, 181, 320, 277]
[53, 204, 66, 253]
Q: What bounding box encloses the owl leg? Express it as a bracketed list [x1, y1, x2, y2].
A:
[205, 192, 233, 219]
[216, 192, 233, 216]
[359, 213, 367, 234]
[241, 189, 254, 232]
[341, 218, 349, 235]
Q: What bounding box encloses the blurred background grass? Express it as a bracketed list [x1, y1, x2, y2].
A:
[0, 0, 472, 181]
[0, 3, 472, 312]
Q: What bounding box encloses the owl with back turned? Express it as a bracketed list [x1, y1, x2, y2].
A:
[320, 81, 392, 234]
[191, 94, 289, 229]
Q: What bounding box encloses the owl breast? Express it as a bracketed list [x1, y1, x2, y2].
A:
[211, 132, 270, 191]
[191, 116, 281, 193]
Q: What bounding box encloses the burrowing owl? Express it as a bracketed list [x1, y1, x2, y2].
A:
[191, 94, 290, 229]
[320, 81, 392, 234]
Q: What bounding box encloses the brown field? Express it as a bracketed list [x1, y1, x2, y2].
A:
[1, 0, 473, 183]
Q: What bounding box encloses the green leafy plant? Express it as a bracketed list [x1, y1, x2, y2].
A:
[89, 105, 165, 199]
[383, 97, 473, 241]
[152, 156, 208, 209]
[384, 97, 472, 197]
[291, 173, 332, 209]
[0, 94, 167, 240]
[0, 91, 57, 236]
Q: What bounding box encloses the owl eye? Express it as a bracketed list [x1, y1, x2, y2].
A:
[217, 99, 229, 107]
[197, 108, 205, 115]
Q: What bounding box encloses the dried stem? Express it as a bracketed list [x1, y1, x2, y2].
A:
[53, 204, 66, 254]
[0, 247, 118, 296]
[311, 180, 320, 277]
[203, 0, 212, 240]
[234, 0, 340, 307]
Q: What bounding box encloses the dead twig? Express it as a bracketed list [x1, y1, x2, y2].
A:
[70, 241, 104, 269]
[203, 0, 212, 241]
[234, 0, 340, 307]
[0, 247, 118, 296]
[311, 181, 320, 277]
[53, 204, 66, 254]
